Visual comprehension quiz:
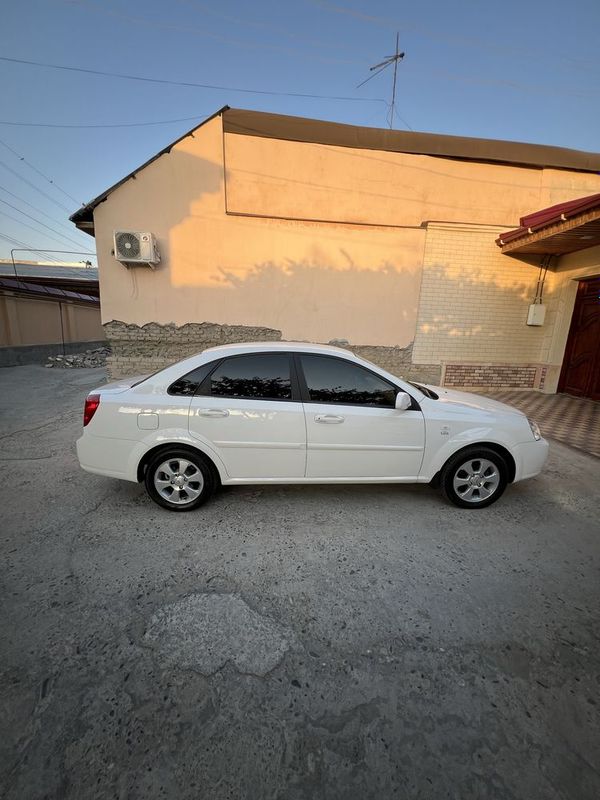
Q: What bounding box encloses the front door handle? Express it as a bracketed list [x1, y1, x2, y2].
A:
[314, 414, 344, 424]
[197, 408, 230, 418]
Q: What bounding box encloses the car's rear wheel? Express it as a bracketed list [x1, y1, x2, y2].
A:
[145, 449, 216, 511]
[441, 447, 508, 508]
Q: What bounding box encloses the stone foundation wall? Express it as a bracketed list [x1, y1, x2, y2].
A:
[103, 321, 442, 385]
[344, 342, 441, 386]
[442, 363, 547, 390]
[104, 321, 282, 378]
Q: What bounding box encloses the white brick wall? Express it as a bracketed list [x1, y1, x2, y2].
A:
[413, 223, 551, 366]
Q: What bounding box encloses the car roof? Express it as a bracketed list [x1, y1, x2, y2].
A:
[135, 339, 421, 398]
[202, 341, 357, 358]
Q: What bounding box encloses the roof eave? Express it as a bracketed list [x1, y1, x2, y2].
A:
[70, 105, 231, 233]
[70, 105, 600, 235]
[498, 206, 600, 255]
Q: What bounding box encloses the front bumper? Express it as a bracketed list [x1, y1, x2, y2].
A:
[512, 437, 549, 482]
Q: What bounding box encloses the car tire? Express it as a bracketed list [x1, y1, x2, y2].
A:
[440, 447, 508, 509]
[145, 448, 216, 512]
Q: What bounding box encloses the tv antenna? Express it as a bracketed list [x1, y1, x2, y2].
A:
[357, 33, 409, 130]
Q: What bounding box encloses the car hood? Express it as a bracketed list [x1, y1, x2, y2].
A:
[421, 385, 526, 417]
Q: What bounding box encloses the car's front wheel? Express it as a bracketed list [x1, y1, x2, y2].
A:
[145, 449, 216, 511]
[440, 447, 508, 508]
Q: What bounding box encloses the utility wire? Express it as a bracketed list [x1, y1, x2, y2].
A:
[0, 198, 87, 249]
[0, 208, 80, 250]
[0, 56, 385, 104]
[0, 136, 82, 206]
[0, 158, 72, 213]
[312, 0, 598, 74]
[356, 62, 391, 89]
[176, 0, 348, 52]
[74, 0, 359, 67]
[0, 232, 64, 263]
[0, 185, 87, 239]
[0, 115, 208, 129]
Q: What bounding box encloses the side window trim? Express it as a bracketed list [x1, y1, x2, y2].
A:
[294, 353, 416, 409]
[167, 359, 221, 396]
[195, 358, 224, 397]
[194, 352, 302, 403]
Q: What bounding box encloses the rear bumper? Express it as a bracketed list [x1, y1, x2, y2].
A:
[513, 438, 549, 482]
[76, 433, 137, 482]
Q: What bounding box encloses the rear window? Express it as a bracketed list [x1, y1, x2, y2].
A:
[168, 363, 215, 396]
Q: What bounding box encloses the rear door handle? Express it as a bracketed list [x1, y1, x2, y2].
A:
[314, 414, 344, 424]
[197, 408, 230, 418]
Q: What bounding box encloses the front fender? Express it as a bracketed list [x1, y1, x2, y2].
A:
[125, 427, 229, 483]
[419, 425, 515, 482]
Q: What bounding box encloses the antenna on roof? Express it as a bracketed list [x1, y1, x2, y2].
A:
[357, 33, 408, 130]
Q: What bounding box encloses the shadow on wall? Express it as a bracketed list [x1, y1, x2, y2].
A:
[138, 150, 426, 346]
[177, 257, 420, 345]
[414, 260, 553, 363]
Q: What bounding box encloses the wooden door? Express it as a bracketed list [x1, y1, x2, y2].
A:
[558, 277, 600, 402]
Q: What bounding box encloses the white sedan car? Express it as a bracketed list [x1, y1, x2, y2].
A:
[77, 342, 548, 511]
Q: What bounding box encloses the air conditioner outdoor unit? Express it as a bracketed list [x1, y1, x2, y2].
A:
[113, 231, 160, 268]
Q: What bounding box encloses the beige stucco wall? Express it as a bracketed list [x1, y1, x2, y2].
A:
[224, 133, 600, 228]
[94, 117, 426, 347]
[0, 294, 103, 347]
[92, 114, 600, 350]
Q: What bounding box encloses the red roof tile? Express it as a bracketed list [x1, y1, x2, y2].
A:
[497, 192, 600, 245]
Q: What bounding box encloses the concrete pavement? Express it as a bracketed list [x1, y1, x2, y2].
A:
[1, 366, 599, 800]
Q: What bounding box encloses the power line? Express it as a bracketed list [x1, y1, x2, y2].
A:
[0, 208, 79, 250]
[0, 56, 385, 104]
[176, 0, 351, 53]
[0, 136, 82, 206]
[0, 185, 88, 239]
[0, 232, 64, 262]
[0, 114, 209, 129]
[0, 158, 71, 212]
[75, 0, 359, 67]
[312, 0, 599, 74]
[0, 197, 87, 249]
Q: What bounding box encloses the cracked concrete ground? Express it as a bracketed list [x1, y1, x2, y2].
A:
[1, 365, 599, 800]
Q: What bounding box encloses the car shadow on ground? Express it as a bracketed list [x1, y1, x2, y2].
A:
[114, 474, 544, 516]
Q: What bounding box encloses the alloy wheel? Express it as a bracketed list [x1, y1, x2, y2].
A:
[452, 458, 500, 503]
[153, 458, 204, 506]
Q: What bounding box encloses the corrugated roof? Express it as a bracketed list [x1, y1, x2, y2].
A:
[0, 276, 99, 305]
[497, 192, 600, 245]
[0, 263, 98, 281]
[70, 107, 600, 233]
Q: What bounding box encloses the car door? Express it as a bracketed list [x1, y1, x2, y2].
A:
[188, 352, 306, 479]
[297, 354, 425, 479]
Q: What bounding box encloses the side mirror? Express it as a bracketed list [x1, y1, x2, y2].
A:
[395, 391, 411, 411]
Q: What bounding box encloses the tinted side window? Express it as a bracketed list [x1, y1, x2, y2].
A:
[168, 363, 215, 396]
[300, 355, 396, 407]
[206, 354, 292, 400]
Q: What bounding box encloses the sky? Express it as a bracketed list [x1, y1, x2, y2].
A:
[1, 0, 599, 263]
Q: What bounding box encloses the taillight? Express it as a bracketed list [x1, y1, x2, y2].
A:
[83, 393, 101, 427]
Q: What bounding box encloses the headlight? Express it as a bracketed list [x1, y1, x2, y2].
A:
[528, 419, 541, 441]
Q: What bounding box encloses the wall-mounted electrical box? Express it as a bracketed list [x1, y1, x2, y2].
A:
[527, 303, 546, 326]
